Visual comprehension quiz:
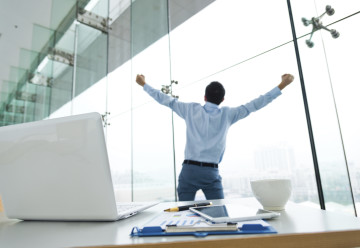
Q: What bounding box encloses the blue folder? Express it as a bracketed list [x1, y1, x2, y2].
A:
[130, 224, 277, 237]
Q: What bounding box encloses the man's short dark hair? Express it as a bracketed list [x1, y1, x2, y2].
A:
[205, 81, 225, 105]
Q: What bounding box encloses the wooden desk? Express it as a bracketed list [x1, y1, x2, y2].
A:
[1, 198, 360, 248]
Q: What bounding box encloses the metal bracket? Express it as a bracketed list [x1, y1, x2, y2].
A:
[161, 80, 179, 99]
[5, 104, 25, 114]
[28, 73, 53, 87]
[47, 48, 74, 66]
[77, 8, 111, 33]
[15, 91, 37, 102]
[101, 112, 110, 127]
[302, 5, 339, 48]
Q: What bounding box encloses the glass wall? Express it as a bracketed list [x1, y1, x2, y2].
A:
[1, 0, 359, 214]
[108, 0, 360, 212]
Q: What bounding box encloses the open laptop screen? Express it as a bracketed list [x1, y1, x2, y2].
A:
[0, 112, 120, 220]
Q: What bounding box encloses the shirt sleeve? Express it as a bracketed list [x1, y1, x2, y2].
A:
[143, 84, 188, 119]
[229, 86, 282, 124]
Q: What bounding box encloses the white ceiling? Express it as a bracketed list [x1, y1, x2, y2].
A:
[0, 0, 52, 91]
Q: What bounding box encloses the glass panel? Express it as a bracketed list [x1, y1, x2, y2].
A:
[72, 22, 108, 115]
[1, 80, 23, 125]
[108, 28, 131, 117]
[48, 26, 76, 118]
[168, 0, 215, 31]
[11, 54, 37, 123]
[33, 85, 51, 120]
[295, 19, 355, 214]
[8, 66, 27, 85]
[6, 67, 28, 124]
[31, 24, 56, 121]
[169, 0, 293, 89]
[107, 61, 131, 197]
[48, 0, 78, 118]
[50, 0, 77, 31]
[108, 0, 131, 74]
[84, 0, 108, 16]
[18, 49, 40, 123]
[2, 80, 19, 95]
[169, 0, 319, 204]
[131, 0, 175, 201]
[0, 93, 5, 126]
[72, 0, 109, 115]
[131, 0, 169, 57]
[317, 14, 360, 214]
[23, 82, 37, 123]
[17, 49, 39, 123]
[107, 112, 132, 202]
[31, 24, 55, 55]
[107, 0, 132, 202]
[18, 49, 40, 72]
[131, 102, 175, 201]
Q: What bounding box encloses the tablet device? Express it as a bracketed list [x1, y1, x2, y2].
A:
[189, 204, 280, 223]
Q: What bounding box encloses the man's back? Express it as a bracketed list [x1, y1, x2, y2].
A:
[183, 101, 231, 163]
[143, 83, 281, 164]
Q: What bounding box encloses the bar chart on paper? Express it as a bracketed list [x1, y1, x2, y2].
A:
[145, 211, 203, 229]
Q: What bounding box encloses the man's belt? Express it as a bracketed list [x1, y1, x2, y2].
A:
[183, 160, 218, 168]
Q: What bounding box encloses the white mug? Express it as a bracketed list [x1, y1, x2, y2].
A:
[250, 179, 292, 211]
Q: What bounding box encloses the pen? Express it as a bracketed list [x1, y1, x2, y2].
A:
[164, 202, 212, 212]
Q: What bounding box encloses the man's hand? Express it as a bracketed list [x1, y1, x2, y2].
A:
[278, 74, 294, 90]
[136, 74, 146, 87]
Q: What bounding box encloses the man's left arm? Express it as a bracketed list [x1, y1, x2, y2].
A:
[230, 74, 294, 123]
[278, 74, 294, 90]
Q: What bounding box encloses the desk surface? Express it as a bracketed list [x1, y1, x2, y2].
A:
[1, 198, 360, 248]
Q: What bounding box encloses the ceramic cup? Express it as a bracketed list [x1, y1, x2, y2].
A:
[250, 179, 292, 211]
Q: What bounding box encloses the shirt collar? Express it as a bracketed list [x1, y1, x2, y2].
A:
[204, 101, 220, 109]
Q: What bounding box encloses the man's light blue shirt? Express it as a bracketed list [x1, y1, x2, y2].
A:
[144, 84, 281, 164]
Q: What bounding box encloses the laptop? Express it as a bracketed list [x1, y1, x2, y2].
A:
[0, 112, 158, 221]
